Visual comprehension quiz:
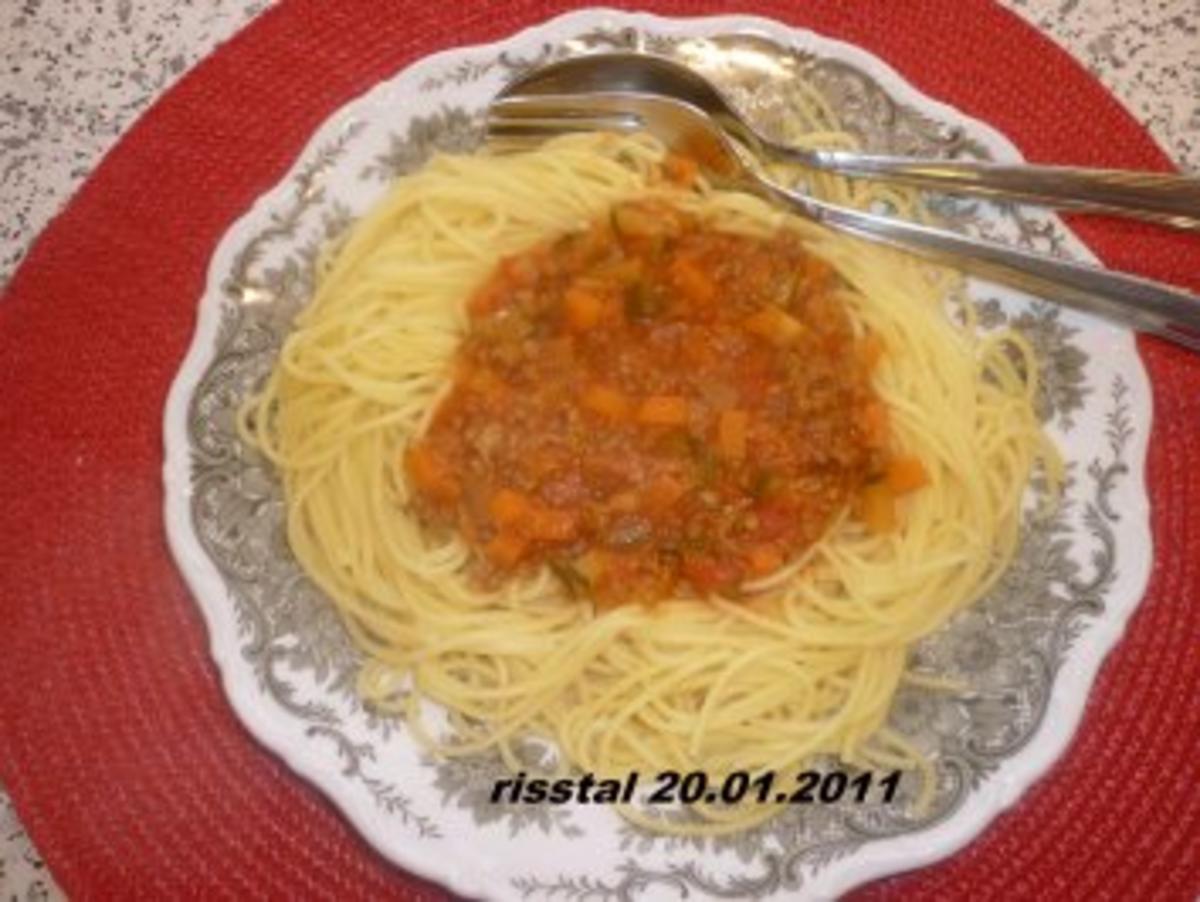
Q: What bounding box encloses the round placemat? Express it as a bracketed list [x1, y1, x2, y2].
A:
[1, 0, 1197, 898]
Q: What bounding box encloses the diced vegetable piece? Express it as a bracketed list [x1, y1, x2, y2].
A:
[490, 487, 578, 542]
[609, 491, 639, 513]
[717, 409, 749, 460]
[747, 544, 784, 576]
[637, 395, 690, 426]
[885, 456, 928, 494]
[642, 475, 687, 513]
[486, 531, 529, 568]
[405, 446, 460, 503]
[662, 153, 700, 187]
[860, 400, 890, 448]
[563, 284, 605, 332]
[743, 307, 804, 346]
[576, 550, 606, 582]
[581, 384, 630, 420]
[857, 482, 896, 533]
[669, 254, 716, 306]
[489, 488, 534, 527]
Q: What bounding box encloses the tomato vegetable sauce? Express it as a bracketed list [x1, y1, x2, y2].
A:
[406, 199, 925, 604]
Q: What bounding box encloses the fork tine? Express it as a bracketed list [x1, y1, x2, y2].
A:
[489, 95, 643, 126]
[486, 116, 641, 135]
[487, 96, 644, 146]
[485, 100, 644, 153]
[484, 119, 637, 155]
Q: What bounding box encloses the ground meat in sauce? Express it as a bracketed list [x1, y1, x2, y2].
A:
[405, 198, 923, 605]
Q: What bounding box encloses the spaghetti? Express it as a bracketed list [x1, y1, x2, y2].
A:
[241, 123, 1058, 834]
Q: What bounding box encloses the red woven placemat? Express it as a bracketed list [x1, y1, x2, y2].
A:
[1, 0, 1197, 898]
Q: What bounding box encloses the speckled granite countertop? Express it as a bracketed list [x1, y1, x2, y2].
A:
[1, 1, 1197, 897]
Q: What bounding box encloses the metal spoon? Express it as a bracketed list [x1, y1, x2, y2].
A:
[486, 91, 1200, 352]
[499, 52, 1200, 231]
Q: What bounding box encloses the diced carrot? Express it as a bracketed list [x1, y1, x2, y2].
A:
[743, 307, 804, 346]
[668, 254, 716, 306]
[747, 544, 784, 576]
[857, 482, 896, 533]
[562, 285, 605, 332]
[717, 409, 749, 460]
[662, 153, 700, 187]
[530, 507, 579, 542]
[405, 446, 460, 503]
[860, 400, 890, 448]
[637, 396, 690, 427]
[581, 384, 630, 421]
[609, 491, 640, 513]
[576, 550, 607, 583]
[885, 456, 929, 494]
[485, 531, 529, 568]
[488, 488, 534, 527]
[857, 333, 886, 371]
[642, 475, 687, 513]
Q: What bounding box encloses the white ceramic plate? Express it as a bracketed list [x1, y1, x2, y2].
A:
[163, 9, 1153, 899]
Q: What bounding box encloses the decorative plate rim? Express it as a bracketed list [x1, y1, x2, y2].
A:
[162, 8, 1155, 899]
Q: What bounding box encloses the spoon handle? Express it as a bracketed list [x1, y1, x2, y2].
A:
[760, 180, 1200, 352]
[773, 145, 1200, 230]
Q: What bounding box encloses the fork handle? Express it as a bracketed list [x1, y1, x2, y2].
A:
[763, 182, 1200, 352]
[787, 149, 1200, 230]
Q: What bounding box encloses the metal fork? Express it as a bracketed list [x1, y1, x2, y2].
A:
[487, 92, 1200, 353]
[498, 51, 1200, 231]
